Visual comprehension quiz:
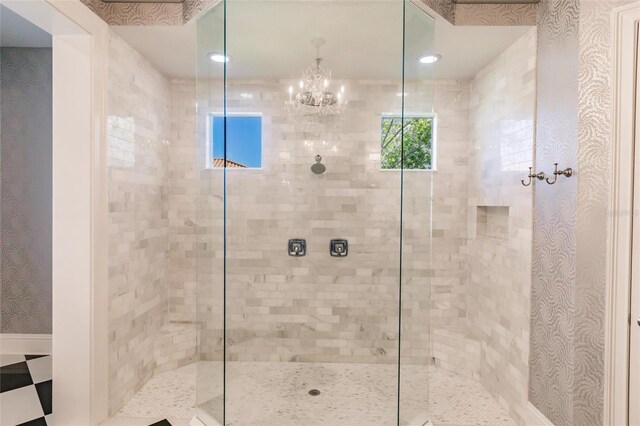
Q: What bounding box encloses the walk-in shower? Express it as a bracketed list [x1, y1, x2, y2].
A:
[106, 0, 536, 424]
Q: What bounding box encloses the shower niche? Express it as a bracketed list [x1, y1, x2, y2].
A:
[476, 205, 510, 240]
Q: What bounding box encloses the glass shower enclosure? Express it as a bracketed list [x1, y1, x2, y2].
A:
[195, 1, 435, 424]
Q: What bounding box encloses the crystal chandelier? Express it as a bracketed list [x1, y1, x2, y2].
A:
[285, 38, 347, 126]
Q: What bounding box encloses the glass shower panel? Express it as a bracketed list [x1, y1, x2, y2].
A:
[399, 2, 435, 424]
[195, 1, 434, 424]
[195, 3, 226, 424]
[222, 1, 405, 424]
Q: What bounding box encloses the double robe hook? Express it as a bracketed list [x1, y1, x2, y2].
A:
[521, 163, 573, 186]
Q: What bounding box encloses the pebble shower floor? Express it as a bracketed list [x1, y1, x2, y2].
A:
[118, 362, 516, 425]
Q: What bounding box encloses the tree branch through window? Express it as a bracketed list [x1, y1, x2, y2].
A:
[381, 116, 433, 170]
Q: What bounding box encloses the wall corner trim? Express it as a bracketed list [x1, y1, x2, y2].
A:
[0, 334, 52, 355]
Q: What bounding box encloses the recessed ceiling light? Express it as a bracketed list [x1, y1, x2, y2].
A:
[209, 52, 231, 63]
[240, 93, 253, 99]
[396, 92, 409, 97]
[418, 54, 441, 64]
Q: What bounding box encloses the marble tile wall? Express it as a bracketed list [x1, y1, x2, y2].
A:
[107, 31, 172, 415]
[168, 80, 198, 324]
[428, 81, 470, 330]
[196, 79, 409, 364]
[168, 78, 471, 365]
[467, 29, 536, 424]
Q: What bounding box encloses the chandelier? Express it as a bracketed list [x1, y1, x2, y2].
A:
[285, 38, 347, 125]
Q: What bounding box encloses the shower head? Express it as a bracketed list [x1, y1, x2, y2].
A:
[311, 154, 326, 174]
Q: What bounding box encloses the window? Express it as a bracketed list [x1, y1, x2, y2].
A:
[211, 114, 262, 168]
[380, 115, 435, 170]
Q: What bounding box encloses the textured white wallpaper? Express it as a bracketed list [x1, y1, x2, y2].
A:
[80, 0, 531, 27]
[0, 48, 53, 335]
[574, 0, 637, 423]
[529, 0, 579, 423]
[530, 0, 637, 424]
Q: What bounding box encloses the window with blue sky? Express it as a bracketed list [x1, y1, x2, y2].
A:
[211, 115, 262, 168]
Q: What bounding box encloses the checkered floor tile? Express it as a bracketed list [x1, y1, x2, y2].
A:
[0, 355, 52, 426]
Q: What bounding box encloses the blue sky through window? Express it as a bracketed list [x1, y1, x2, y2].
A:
[212, 115, 262, 168]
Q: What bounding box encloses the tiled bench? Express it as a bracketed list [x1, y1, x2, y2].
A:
[431, 327, 481, 380]
[153, 323, 199, 375]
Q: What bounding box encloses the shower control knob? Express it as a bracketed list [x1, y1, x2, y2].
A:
[288, 239, 306, 256]
[330, 239, 348, 257]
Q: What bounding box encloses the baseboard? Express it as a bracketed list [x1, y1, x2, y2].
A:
[0, 333, 52, 355]
[524, 402, 554, 425]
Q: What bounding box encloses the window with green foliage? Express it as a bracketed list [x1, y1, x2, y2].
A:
[380, 115, 434, 170]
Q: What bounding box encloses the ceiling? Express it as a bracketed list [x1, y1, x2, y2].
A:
[0, 4, 51, 48]
[113, 1, 531, 80]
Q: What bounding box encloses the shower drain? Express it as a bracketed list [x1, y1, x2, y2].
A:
[308, 389, 321, 396]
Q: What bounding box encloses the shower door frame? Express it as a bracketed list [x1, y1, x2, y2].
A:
[631, 26, 640, 424]
[1, 0, 111, 423]
[605, 3, 640, 426]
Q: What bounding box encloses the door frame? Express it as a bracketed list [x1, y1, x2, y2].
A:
[1, 0, 109, 423]
[605, 3, 640, 426]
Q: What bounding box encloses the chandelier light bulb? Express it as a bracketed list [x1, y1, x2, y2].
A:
[299, 80, 304, 89]
[340, 85, 345, 93]
[324, 79, 329, 88]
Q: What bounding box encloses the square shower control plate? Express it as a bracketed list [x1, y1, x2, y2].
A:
[288, 239, 306, 256]
[330, 239, 348, 257]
